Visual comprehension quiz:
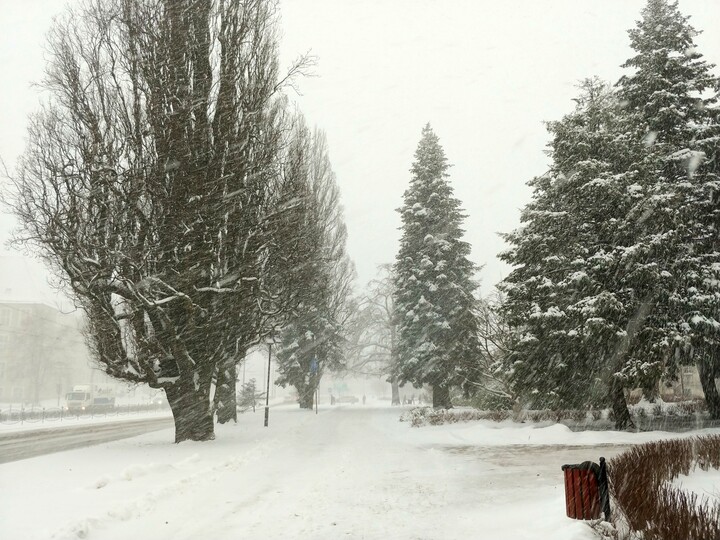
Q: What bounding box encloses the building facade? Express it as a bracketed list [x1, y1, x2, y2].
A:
[0, 256, 94, 406]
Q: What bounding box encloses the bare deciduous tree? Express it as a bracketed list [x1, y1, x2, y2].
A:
[8, 0, 310, 442]
[345, 265, 401, 405]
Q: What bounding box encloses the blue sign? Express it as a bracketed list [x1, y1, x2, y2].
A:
[310, 357, 318, 373]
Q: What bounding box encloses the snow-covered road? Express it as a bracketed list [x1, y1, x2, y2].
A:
[0, 417, 173, 463]
[4, 404, 709, 540]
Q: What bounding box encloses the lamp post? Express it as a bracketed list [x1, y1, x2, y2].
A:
[264, 341, 272, 427]
[310, 357, 318, 415]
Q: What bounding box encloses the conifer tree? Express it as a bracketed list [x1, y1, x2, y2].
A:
[616, 0, 720, 416]
[500, 80, 647, 422]
[500, 0, 720, 423]
[393, 125, 481, 408]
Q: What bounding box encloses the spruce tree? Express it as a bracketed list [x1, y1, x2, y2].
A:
[500, 80, 647, 421]
[617, 0, 720, 416]
[500, 0, 720, 423]
[393, 125, 481, 408]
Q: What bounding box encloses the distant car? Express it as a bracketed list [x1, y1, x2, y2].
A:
[336, 395, 359, 404]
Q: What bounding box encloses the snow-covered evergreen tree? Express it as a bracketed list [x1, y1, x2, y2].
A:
[617, 0, 720, 416]
[500, 80, 647, 421]
[500, 0, 720, 422]
[393, 125, 481, 408]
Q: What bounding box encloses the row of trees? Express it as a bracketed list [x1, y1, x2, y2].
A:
[289, 0, 720, 424]
[499, 0, 720, 425]
[347, 1, 719, 425]
[8, 0, 351, 442]
[9, 0, 718, 436]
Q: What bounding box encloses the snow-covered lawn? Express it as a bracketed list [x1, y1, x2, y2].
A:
[2, 405, 719, 540]
[671, 468, 720, 506]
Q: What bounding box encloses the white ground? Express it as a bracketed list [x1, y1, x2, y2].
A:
[2, 403, 719, 540]
[671, 468, 720, 507]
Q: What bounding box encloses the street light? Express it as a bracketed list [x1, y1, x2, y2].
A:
[310, 356, 318, 415]
[264, 341, 272, 427]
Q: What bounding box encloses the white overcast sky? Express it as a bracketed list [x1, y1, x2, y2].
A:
[1, 0, 719, 295]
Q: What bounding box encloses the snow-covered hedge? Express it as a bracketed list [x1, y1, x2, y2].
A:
[629, 398, 707, 418]
[400, 400, 712, 429]
[609, 435, 720, 540]
[399, 407, 511, 427]
[400, 406, 604, 427]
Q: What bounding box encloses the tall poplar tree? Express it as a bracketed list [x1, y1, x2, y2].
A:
[10, 0, 307, 441]
[274, 124, 354, 409]
[393, 125, 481, 408]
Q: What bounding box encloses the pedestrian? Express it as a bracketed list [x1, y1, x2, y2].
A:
[362, 394, 366, 405]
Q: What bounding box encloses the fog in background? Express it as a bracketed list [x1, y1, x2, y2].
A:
[2, 0, 720, 297]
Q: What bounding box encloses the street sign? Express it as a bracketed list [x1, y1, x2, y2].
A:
[310, 357, 318, 374]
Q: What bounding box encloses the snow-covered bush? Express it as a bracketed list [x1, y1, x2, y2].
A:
[610, 435, 720, 539]
[629, 398, 707, 418]
[399, 407, 510, 427]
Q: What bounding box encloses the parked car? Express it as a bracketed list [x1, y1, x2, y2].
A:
[336, 395, 359, 404]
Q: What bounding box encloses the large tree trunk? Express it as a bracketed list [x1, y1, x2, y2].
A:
[166, 380, 215, 443]
[298, 372, 321, 410]
[698, 354, 720, 419]
[391, 377, 400, 406]
[214, 361, 237, 424]
[610, 377, 633, 430]
[298, 385, 314, 409]
[432, 383, 452, 409]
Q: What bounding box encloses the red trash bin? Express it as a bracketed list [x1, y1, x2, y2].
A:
[561, 457, 610, 520]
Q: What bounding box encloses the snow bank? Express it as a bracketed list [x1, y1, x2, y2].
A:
[672, 468, 720, 506]
[396, 414, 720, 448]
[0, 406, 609, 540]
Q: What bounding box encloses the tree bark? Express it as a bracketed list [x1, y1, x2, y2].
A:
[298, 385, 314, 409]
[432, 383, 452, 409]
[391, 377, 400, 406]
[698, 354, 720, 419]
[166, 380, 215, 443]
[214, 361, 237, 424]
[611, 377, 633, 430]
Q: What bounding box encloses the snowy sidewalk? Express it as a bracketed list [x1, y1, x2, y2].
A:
[3, 405, 717, 540]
